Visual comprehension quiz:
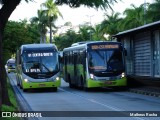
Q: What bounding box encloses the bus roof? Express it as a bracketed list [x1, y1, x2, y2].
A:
[7, 58, 15, 63]
[19, 44, 58, 54]
[63, 41, 121, 52]
[21, 44, 57, 51]
[71, 41, 97, 46]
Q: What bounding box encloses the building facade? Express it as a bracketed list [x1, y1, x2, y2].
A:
[114, 21, 160, 87]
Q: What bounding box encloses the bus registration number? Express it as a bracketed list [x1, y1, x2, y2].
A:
[105, 81, 113, 85]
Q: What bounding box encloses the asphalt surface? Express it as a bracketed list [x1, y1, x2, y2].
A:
[7, 73, 160, 120]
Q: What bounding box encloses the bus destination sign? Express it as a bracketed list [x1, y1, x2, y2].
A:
[27, 52, 53, 57]
[91, 44, 119, 50]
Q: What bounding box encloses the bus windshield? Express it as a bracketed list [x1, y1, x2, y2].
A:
[88, 49, 124, 73]
[22, 51, 59, 74]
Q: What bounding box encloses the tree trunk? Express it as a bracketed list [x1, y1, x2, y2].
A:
[50, 21, 52, 43]
[0, 32, 2, 109]
[0, 0, 21, 106]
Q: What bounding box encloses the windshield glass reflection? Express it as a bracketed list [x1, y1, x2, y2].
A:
[88, 50, 124, 72]
[22, 51, 59, 73]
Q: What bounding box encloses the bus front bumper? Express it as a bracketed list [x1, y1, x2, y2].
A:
[22, 80, 61, 89]
[7, 68, 16, 73]
[87, 77, 127, 88]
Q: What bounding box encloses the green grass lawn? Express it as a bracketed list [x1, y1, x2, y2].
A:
[1, 78, 20, 120]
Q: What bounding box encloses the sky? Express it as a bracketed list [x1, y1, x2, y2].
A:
[7, 0, 154, 26]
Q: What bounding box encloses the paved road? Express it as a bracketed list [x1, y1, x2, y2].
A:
[8, 73, 160, 120]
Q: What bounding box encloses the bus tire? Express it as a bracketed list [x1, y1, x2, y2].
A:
[80, 75, 85, 90]
[17, 82, 20, 86]
[51, 87, 57, 92]
[23, 89, 28, 92]
[69, 82, 74, 88]
[83, 87, 91, 92]
[20, 84, 22, 89]
[17, 79, 20, 86]
[68, 74, 74, 88]
[114, 86, 128, 91]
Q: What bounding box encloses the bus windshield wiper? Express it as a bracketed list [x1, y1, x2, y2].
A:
[26, 61, 39, 63]
[41, 63, 52, 73]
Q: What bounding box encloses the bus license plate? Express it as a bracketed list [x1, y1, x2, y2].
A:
[39, 84, 46, 87]
[105, 81, 112, 85]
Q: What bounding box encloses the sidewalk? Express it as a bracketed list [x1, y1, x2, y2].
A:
[129, 86, 160, 97]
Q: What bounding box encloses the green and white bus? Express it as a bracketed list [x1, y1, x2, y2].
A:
[63, 41, 127, 90]
[16, 44, 61, 92]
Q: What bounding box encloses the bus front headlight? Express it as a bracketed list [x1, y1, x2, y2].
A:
[90, 74, 94, 79]
[56, 77, 60, 81]
[121, 73, 125, 78]
[24, 79, 28, 82]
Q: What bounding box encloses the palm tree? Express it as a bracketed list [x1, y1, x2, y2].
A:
[147, 0, 160, 22]
[100, 12, 122, 39]
[41, 0, 62, 43]
[30, 10, 48, 43]
[78, 25, 92, 41]
[91, 24, 105, 41]
[120, 4, 147, 31]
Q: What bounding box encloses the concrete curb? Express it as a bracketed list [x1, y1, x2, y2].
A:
[129, 88, 160, 98]
[8, 73, 39, 120]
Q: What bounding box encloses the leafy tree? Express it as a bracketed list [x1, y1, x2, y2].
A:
[30, 10, 48, 43]
[0, 0, 28, 108]
[78, 25, 93, 41]
[119, 4, 146, 30]
[64, 22, 72, 26]
[3, 21, 39, 61]
[91, 24, 106, 41]
[55, 24, 99, 50]
[55, 29, 81, 50]
[55, 0, 119, 9]
[41, 0, 62, 43]
[147, 0, 160, 22]
[101, 12, 122, 39]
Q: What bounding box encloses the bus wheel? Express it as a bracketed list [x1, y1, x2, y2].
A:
[81, 77, 89, 91]
[17, 79, 20, 86]
[51, 87, 57, 92]
[113, 86, 128, 91]
[69, 82, 74, 88]
[80, 76, 85, 89]
[17, 83, 20, 86]
[20, 84, 22, 89]
[23, 89, 28, 92]
[83, 87, 91, 92]
[68, 75, 74, 88]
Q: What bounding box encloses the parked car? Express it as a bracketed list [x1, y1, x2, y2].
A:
[6, 59, 16, 73]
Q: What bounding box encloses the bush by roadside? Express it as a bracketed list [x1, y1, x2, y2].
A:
[1, 78, 20, 120]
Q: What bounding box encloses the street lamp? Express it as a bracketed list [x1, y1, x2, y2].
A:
[86, 15, 94, 40]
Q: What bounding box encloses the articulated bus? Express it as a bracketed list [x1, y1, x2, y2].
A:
[63, 41, 127, 90]
[16, 44, 61, 92]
